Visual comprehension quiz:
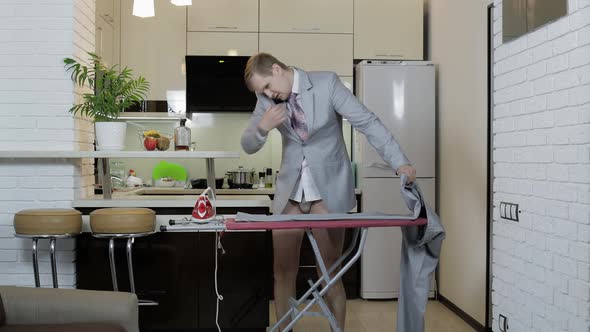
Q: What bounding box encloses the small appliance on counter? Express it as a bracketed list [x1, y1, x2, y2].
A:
[225, 166, 255, 189]
[191, 187, 216, 223]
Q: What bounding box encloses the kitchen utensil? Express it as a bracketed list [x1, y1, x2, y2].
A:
[226, 166, 255, 187]
[191, 187, 216, 223]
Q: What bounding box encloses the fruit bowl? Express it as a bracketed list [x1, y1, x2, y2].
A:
[138, 130, 172, 151]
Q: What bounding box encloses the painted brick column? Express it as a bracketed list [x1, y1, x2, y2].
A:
[0, 0, 95, 287]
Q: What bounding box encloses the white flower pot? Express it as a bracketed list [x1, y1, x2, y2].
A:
[95, 122, 127, 151]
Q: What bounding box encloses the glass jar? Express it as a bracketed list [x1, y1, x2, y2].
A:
[110, 161, 126, 188]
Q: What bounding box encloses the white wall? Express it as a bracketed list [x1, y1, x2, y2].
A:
[492, 0, 590, 331]
[0, 0, 95, 287]
[426, 0, 490, 325]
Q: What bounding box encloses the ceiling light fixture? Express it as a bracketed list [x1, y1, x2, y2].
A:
[132, 0, 155, 18]
[171, 0, 192, 6]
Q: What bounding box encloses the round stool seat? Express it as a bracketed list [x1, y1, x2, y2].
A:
[90, 208, 156, 234]
[14, 209, 82, 236]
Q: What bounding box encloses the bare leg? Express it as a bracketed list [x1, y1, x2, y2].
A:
[273, 200, 305, 331]
[310, 200, 346, 332]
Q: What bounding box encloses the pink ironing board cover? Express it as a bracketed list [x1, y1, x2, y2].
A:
[225, 217, 428, 230]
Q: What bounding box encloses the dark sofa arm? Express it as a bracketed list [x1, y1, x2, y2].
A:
[0, 286, 138, 332]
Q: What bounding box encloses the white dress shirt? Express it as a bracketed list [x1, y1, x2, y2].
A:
[288, 68, 321, 203]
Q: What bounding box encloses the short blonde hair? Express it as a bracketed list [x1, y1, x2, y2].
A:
[244, 53, 288, 91]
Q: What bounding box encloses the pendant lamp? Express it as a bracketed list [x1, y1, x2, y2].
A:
[171, 0, 192, 5]
[132, 0, 155, 18]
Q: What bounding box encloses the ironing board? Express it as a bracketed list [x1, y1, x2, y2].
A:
[225, 216, 428, 332]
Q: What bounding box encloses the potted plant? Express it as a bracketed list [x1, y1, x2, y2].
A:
[63, 52, 149, 150]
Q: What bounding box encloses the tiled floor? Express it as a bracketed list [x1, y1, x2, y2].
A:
[269, 300, 477, 332]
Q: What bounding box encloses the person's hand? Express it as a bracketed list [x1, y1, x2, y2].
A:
[258, 104, 288, 134]
[396, 164, 416, 184]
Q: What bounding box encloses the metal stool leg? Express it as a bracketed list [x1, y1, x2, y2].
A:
[126, 237, 157, 306]
[126, 238, 136, 294]
[31, 238, 40, 287]
[109, 238, 118, 291]
[49, 238, 58, 288]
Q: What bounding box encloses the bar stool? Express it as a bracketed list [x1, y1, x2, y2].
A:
[13, 208, 82, 288]
[89, 207, 157, 306]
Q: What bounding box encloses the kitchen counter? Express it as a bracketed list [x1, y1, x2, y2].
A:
[74, 194, 272, 232]
[131, 187, 278, 195]
[73, 194, 271, 208]
[108, 187, 362, 196]
[75, 187, 361, 213]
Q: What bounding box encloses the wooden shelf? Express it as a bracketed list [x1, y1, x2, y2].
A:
[0, 151, 240, 159]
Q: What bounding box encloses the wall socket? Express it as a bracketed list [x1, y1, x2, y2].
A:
[499, 314, 508, 332]
[499, 202, 520, 221]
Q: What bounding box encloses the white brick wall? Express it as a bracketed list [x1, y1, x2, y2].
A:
[0, 0, 95, 287]
[493, 1, 590, 331]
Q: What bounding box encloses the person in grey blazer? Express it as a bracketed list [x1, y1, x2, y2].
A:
[241, 53, 416, 331]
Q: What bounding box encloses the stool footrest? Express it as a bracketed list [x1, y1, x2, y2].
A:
[138, 299, 159, 306]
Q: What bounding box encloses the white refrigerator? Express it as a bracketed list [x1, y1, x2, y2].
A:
[354, 60, 436, 299]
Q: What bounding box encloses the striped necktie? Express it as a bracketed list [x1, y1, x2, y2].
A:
[288, 92, 308, 141]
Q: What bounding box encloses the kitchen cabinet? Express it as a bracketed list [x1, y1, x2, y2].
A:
[187, 32, 258, 56]
[187, 0, 258, 32]
[95, 0, 118, 68]
[198, 231, 271, 329]
[76, 206, 272, 332]
[120, 0, 186, 100]
[260, 0, 353, 34]
[259, 33, 353, 76]
[96, 0, 115, 26]
[354, 0, 423, 60]
[95, 17, 116, 67]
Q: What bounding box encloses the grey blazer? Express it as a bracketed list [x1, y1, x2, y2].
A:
[241, 69, 410, 214]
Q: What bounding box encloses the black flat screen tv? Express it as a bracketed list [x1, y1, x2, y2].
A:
[186, 55, 257, 112]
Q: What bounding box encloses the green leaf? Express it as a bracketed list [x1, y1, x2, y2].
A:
[62, 52, 150, 122]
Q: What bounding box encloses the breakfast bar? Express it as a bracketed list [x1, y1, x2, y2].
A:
[73, 194, 273, 332]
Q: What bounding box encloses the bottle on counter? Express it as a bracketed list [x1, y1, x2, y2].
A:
[258, 172, 266, 189]
[174, 119, 191, 151]
[265, 168, 273, 188]
[222, 176, 230, 189]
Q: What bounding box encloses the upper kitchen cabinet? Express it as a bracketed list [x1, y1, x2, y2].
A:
[260, 0, 353, 34]
[354, 0, 423, 60]
[95, 0, 119, 68]
[259, 33, 353, 76]
[95, 18, 116, 68]
[187, 32, 258, 56]
[120, 0, 186, 100]
[96, 0, 116, 26]
[187, 0, 258, 32]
